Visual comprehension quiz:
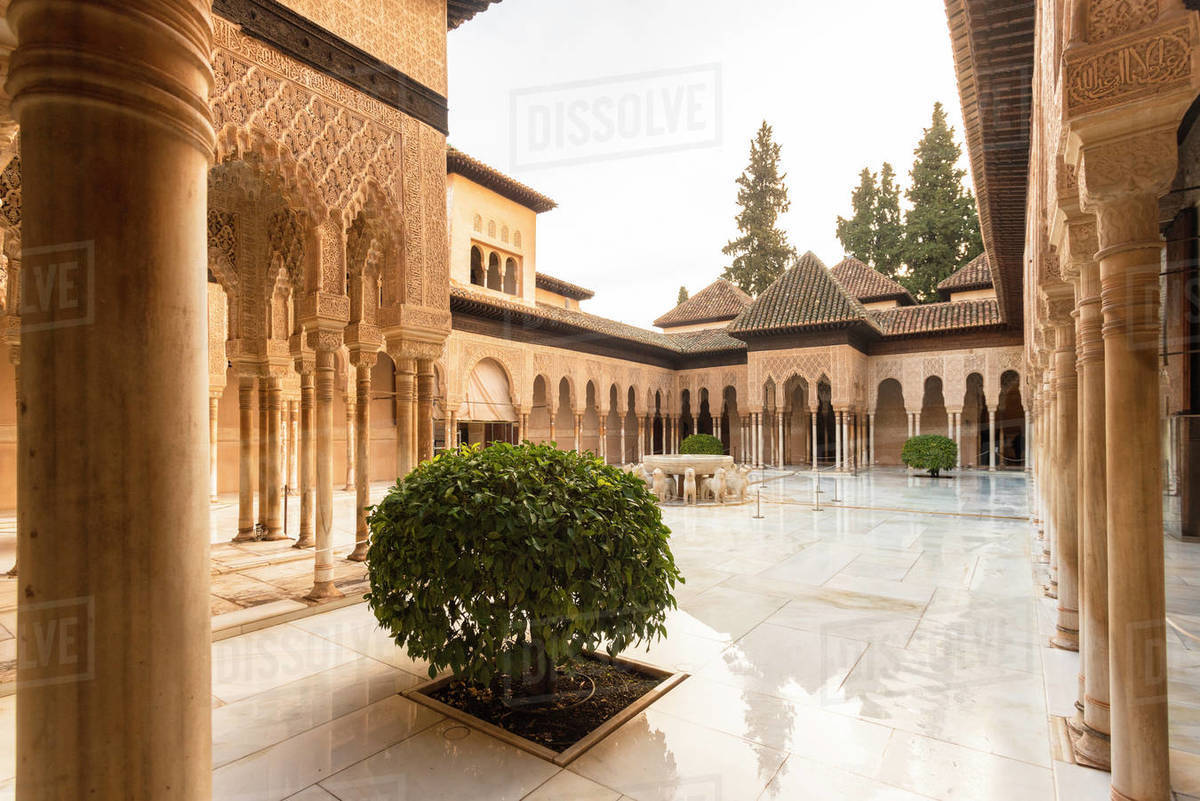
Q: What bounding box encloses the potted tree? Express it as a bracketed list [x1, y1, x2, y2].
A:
[901, 434, 957, 477]
[679, 433, 724, 455]
[366, 442, 682, 720]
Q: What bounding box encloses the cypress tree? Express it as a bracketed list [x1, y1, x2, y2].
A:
[721, 121, 797, 296]
[874, 162, 905, 279]
[677, 286, 689, 305]
[902, 103, 983, 301]
[835, 168, 878, 266]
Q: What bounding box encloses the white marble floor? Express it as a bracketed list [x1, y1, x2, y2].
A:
[6, 467, 1200, 799]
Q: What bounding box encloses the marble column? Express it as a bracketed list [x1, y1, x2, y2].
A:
[637, 417, 646, 461]
[574, 413, 582, 453]
[598, 418, 607, 462]
[907, 411, 914, 439]
[308, 334, 344, 600]
[265, 376, 285, 540]
[1074, 254, 1110, 768]
[234, 376, 256, 541]
[209, 394, 220, 502]
[1050, 313, 1079, 651]
[445, 411, 457, 452]
[834, 411, 843, 471]
[343, 401, 355, 491]
[777, 413, 785, 467]
[987, 406, 998, 472]
[395, 358, 415, 478]
[417, 359, 434, 463]
[288, 399, 298, 489]
[755, 412, 764, 467]
[349, 353, 375, 562]
[1024, 410, 1032, 471]
[619, 418, 626, 464]
[1089, 160, 1173, 801]
[548, 408, 557, 447]
[295, 369, 315, 549]
[914, 411, 921, 436]
[257, 379, 267, 531]
[868, 412, 876, 465]
[12, 0, 216, 792]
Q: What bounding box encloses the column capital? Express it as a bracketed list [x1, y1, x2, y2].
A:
[306, 327, 343, 355]
[349, 349, 377, 370]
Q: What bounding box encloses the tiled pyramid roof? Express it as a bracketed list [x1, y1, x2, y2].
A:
[829, 258, 914, 305]
[728, 252, 878, 337]
[937, 252, 994, 298]
[654, 279, 753, 328]
[871, 298, 1001, 336]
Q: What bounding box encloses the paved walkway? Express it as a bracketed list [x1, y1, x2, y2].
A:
[1, 468, 1200, 799]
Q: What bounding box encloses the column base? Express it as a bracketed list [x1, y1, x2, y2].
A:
[306, 581, 345, 601]
[262, 527, 289, 542]
[232, 528, 257, 543]
[343, 484, 353, 492]
[5, 563, 15, 577]
[1044, 585, 1058, 599]
[346, 543, 369, 562]
[1067, 718, 1112, 771]
[293, 534, 315, 549]
[1051, 627, 1080, 651]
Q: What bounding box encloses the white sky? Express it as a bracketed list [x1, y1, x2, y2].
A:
[447, 0, 970, 328]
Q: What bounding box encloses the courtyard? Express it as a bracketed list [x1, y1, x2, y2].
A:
[4, 468, 1194, 800]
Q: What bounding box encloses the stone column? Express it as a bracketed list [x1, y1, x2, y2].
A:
[343, 401, 355, 491]
[868, 412, 876, 465]
[1051, 311, 1079, 651]
[209, 393, 220, 502]
[257, 378, 268, 531]
[548, 407, 558, 447]
[914, 411, 921, 436]
[574, 413, 582, 453]
[288, 399, 298, 489]
[394, 358, 415, 477]
[907, 411, 914, 439]
[637, 416, 646, 461]
[951, 411, 962, 469]
[1083, 131, 1179, 801]
[349, 352, 375, 562]
[11, 0, 216, 793]
[445, 411, 457, 452]
[1024, 410, 1032, 471]
[265, 376, 285, 540]
[755, 412, 764, 467]
[235, 375, 256, 542]
[987, 406, 998, 472]
[834, 411, 843, 471]
[295, 369, 315, 549]
[308, 332, 344, 600]
[619, 417, 626, 463]
[598, 418, 607, 462]
[1073, 253, 1110, 768]
[777, 413, 785, 466]
[417, 359, 435, 463]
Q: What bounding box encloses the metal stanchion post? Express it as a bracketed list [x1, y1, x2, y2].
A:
[753, 485, 764, 520]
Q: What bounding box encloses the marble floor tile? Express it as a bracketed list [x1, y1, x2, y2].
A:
[670, 586, 788, 643]
[319, 719, 558, 801]
[758, 543, 862, 586]
[873, 729, 1054, 801]
[521, 770, 622, 801]
[698, 622, 869, 706]
[213, 657, 421, 768]
[212, 695, 443, 800]
[571, 708, 787, 801]
[647, 676, 892, 776]
[758, 755, 937, 801]
[211, 624, 361, 704]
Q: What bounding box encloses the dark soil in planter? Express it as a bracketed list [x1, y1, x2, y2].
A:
[426, 654, 663, 752]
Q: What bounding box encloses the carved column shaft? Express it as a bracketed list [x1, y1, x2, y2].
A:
[394, 358, 415, 477]
[349, 353, 375, 562]
[1052, 314, 1080, 650]
[265, 376, 284, 540]
[11, 0, 216, 793]
[209, 394, 220, 502]
[307, 336, 343, 600]
[295, 370, 315, 549]
[235, 376, 255, 541]
[416, 359, 434, 463]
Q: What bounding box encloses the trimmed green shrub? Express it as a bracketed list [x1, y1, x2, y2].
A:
[365, 442, 682, 696]
[680, 433, 725, 455]
[901, 434, 957, 477]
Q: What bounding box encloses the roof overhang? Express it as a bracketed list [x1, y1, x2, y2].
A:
[944, 0, 1036, 328]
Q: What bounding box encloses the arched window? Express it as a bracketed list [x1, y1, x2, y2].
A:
[487, 220, 496, 238]
[503, 257, 518, 295]
[514, 230, 522, 249]
[472, 214, 482, 233]
[501, 225, 509, 243]
[470, 246, 485, 286]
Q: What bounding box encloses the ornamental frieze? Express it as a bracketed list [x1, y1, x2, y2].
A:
[1064, 22, 1194, 116]
[1087, 0, 1159, 43]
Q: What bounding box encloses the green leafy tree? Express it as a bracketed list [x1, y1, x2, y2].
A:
[366, 442, 682, 696]
[722, 121, 797, 295]
[835, 163, 904, 279]
[835, 168, 878, 265]
[680, 434, 724, 455]
[902, 103, 983, 301]
[874, 162, 905, 278]
[677, 286, 689, 305]
[901, 434, 957, 477]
